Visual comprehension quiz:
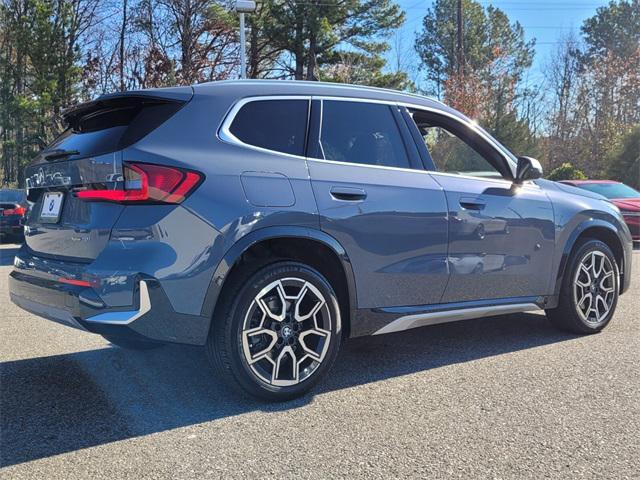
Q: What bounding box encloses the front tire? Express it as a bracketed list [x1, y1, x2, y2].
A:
[546, 239, 619, 334]
[207, 261, 342, 401]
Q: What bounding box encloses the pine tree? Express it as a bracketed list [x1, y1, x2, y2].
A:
[414, 0, 536, 155]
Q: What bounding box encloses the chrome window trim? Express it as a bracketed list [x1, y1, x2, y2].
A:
[312, 96, 517, 178]
[428, 170, 541, 189]
[317, 98, 327, 159]
[313, 96, 414, 171]
[218, 95, 312, 161]
[305, 156, 438, 176]
[217, 93, 518, 180]
[397, 102, 518, 177]
[306, 154, 532, 189]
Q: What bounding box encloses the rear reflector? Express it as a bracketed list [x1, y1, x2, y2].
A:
[2, 207, 26, 216]
[76, 162, 202, 204]
[58, 277, 92, 287]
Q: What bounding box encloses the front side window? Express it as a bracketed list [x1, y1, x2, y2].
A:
[409, 109, 510, 179]
[318, 100, 411, 169]
[229, 99, 309, 156]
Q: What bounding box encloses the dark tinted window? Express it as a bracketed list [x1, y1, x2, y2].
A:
[50, 101, 183, 159]
[229, 99, 309, 156]
[50, 126, 128, 158]
[318, 101, 410, 169]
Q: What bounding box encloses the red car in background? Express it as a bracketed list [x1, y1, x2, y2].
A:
[560, 180, 640, 242]
[0, 189, 27, 243]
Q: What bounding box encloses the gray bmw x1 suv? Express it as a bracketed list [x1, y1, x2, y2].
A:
[9, 80, 633, 400]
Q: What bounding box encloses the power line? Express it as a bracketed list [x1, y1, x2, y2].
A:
[402, 2, 604, 10]
[272, 1, 604, 8]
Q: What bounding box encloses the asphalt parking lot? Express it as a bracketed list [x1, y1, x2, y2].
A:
[1, 242, 639, 479]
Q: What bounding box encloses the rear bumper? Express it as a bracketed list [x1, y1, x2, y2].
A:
[9, 249, 211, 345]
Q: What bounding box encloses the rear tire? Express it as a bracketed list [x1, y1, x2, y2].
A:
[206, 261, 342, 401]
[545, 239, 619, 334]
[102, 335, 165, 350]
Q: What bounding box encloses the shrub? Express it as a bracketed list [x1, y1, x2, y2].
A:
[607, 125, 640, 190]
[547, 162, 588, 181]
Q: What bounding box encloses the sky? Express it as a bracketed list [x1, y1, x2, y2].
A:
[393, 0, 608, 86]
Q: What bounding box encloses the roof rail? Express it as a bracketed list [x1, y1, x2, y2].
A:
[198, 79, 446, 106]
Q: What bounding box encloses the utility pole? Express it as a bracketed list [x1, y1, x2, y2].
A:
[456, 0, 464, 75]
[120, 0, 128, 91]
[239, 12, 246, 79]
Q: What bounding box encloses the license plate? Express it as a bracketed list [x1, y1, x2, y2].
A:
[40, 192, 64, 223]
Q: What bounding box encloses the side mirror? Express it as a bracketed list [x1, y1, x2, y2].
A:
[515, 156, 543, 184]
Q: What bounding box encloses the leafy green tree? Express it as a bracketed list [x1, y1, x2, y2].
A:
[547, 163, 588, 181]
[244, 1, 280, 78]
[607, 125, 640, 190]
[581, 0, 640, 62]
[317, 50, 410, 90]
[414, 0, 536, 156]
[0, 0, 98, 185]
[261, 0, 404, 81]
[415, 0, 533, 95]
[542, 1, 640, 178]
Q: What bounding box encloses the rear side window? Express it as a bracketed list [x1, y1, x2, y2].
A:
[318, 100, 410, 169]
[229, 99, 309, 156]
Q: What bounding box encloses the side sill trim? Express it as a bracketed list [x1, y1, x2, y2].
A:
[373, 302, 541, 335]
[85, 281, 151, 325]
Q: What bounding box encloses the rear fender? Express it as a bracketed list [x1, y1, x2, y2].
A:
[200, 226, 358, 328]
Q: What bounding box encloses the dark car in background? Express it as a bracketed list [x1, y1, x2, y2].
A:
[0, 189, 27, 243]
[560, 180, 640, 242]
[7, 80, 634, 400]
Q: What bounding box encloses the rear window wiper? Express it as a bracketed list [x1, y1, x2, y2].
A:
[43, 149, 80, 161]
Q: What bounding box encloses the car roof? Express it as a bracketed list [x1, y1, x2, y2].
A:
[192, 79, 467, 121]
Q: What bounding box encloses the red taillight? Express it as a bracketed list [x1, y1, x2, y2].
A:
[58, 277, 92, 287]
[2, 206, 26, 216]
[76, 162, 202, 204]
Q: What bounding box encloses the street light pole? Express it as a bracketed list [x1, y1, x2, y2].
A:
[235, 0, 256, 80]
[239, 12, 246, 79]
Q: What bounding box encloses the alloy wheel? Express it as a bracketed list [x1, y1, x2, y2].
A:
[573, 250, 616, 324]
[241, 277, 333, 386]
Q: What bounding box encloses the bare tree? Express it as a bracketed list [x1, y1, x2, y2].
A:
[545, 33, 582, 170]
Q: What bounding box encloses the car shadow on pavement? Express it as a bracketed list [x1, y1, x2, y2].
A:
[0, 246, 19, 266]
[0, 312, 578, 467]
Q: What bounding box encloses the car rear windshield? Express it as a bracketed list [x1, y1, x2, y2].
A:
[48, 98, 184, 159]
[577, 183, 640, 199]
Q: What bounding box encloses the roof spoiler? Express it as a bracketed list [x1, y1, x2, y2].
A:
[62, 86, 194, 129]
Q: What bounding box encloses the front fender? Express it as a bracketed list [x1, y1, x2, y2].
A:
[199, 225, 358, 324]
[553, 214, 633, 297]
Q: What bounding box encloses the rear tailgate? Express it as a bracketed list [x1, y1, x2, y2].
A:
[24, 87, 192, 261]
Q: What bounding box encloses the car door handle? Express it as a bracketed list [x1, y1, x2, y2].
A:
[459, 197, 486, 210]
[330, 186, 367, 201]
